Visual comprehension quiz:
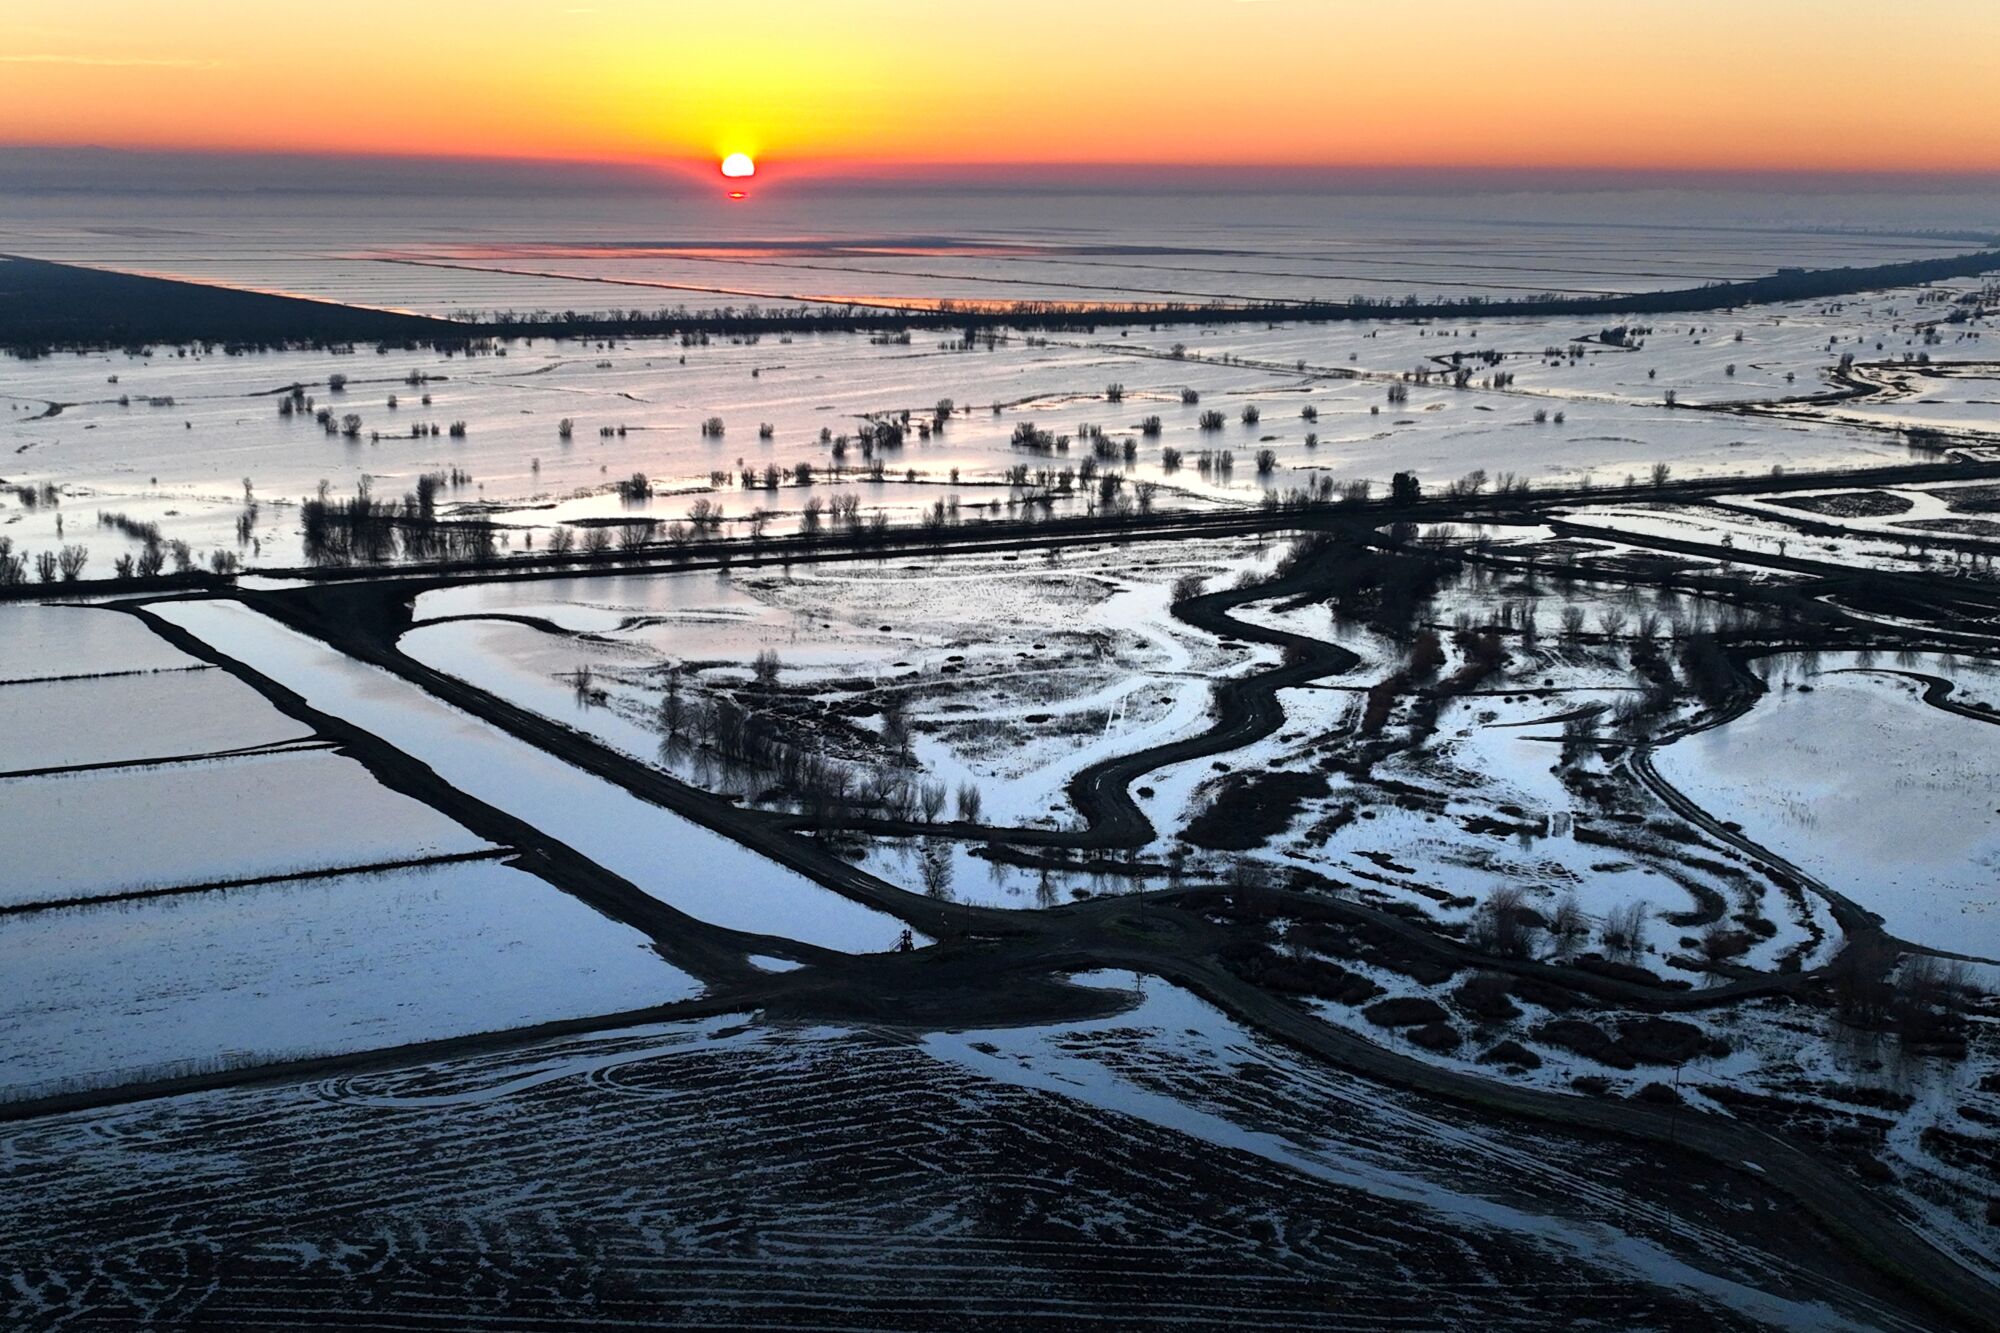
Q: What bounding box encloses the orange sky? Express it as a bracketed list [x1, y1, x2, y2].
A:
[5, 1, 1999, 174]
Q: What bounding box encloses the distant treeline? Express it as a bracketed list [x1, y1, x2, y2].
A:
[4, 246, 1998, 352]
[0, 255, 468, 351]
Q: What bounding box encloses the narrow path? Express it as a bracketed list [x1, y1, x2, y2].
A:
[0, 848, 513, 918]
[1628, 744, 1878, 937]
[1842, 666, 2000, 727]
[0, 737, 331, 782]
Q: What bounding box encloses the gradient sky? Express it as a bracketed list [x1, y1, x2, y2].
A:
[5, 0, 1999, 175]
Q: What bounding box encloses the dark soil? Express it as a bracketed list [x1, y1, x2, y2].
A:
[1766, 490, 1914, 518]
[1183, 770, 1331, 850]
[1928, 483, 2000, 514]
[1364, 996, 1451, 1028]
[1479, 1040, 1543, 1070]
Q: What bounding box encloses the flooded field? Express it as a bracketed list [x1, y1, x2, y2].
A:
[1657, 653, 2000, 960]
[4, 222, 1999, 1330]
[0, 859, 698, 1101]
[10, 0, 2000, 1313]
[5, 274, 1993, 580]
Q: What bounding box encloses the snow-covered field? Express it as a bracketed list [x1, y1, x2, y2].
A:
[0, 971, 1943, 1329]
[404, 539, 1286, 827]
[1560, 500, 1991, 578]
[928, 972, 1926, 1330]
[2, 205, 1996, 1323]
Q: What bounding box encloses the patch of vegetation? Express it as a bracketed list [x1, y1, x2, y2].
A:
[1363, 996, 1449, 1028]
[1453, 973, 1522, 1022]
[1183, 770, 1330, 850]
[1927, 483, 2000, 514]
[1765, 490, 1912, 518]
[1477, 1040, 1542, 1070]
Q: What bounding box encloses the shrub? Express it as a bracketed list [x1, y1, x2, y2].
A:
[1600, 901, 1648, 958]
[1364, 997, 1449, 1028]
[1468, 886, 1542, 959]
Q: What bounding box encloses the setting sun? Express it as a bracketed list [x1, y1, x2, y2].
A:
[720, 152, 755, 179]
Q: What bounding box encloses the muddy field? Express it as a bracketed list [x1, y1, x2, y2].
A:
[0, 984, 1948, 1331]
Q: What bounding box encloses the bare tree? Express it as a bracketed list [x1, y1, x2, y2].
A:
[1600, 902, 1648, 959]
[919, 844, 954, 899]
[880, 693, 910, 754]
[1548, 895, 1589, 957]
[1470, 886, 1541, 959]
[658, 667, 688, 738]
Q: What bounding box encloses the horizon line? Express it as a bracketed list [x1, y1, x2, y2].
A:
[7, 144, 2000, 184]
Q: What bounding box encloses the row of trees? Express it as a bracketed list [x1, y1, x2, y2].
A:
[648, 663, 988, 830]
[0, 536, 86, 584]
[1467, 887, 1651, 962]
[301, 482, 497, 566]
